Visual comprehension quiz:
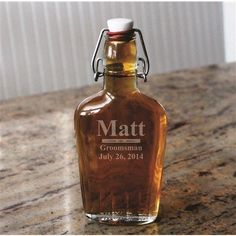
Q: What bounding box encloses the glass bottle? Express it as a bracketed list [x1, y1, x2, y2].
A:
[74, 18, 167, 225]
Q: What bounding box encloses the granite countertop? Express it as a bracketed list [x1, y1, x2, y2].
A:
[0, 63, 236, 234]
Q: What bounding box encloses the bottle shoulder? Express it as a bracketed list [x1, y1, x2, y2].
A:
[134, 92, 167, 117]
[75, 90, 167, 121]
[129, 92, 168, 128]
[75, 90, 111, 116]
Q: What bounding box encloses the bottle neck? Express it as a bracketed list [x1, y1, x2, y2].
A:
[103, 75, 138, 95]
[102, 31, 138, 95]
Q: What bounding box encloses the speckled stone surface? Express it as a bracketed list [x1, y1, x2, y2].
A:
[0, 63, 236, 234]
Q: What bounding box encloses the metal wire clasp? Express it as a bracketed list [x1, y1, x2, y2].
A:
[133, 28, 150, 82]
[91, 28, 108, 81]
[91, 28, 150, 82]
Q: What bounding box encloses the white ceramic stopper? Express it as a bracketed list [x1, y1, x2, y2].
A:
[107, 18, 133, 32]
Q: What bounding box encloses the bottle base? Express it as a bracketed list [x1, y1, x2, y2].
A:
[86, 213, 157, 225]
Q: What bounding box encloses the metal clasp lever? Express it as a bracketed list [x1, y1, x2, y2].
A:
[134, 28, 150, 82]
[91, 29, 108, 82]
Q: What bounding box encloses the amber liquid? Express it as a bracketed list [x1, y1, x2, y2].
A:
[74, 33, 167, 224]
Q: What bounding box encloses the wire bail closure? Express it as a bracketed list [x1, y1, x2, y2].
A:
[91, 28, 150, 82]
